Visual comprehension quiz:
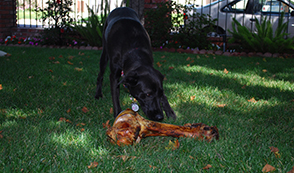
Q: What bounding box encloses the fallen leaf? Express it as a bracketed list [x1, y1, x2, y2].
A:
[217, 104, 226, 108]
[81, 128, 85, 132]
[190, 96, 196, 101]
[74, 67, 83, 71]
[66, 108, 71, 113]
[262, 69, 267, 73]
[63, 82, 67, 86]
[241, 84, 246, 89]
[117, 155, 136, 162]
[87, 161, 98, 169]
[161, 55, 165, 58]
[248, 97, 258, 103]
[77, 123, 86, 127]
[103, 120, 111, 128]
[263, 58, 267, 62]
[269, 146, 281, 158]
[203, 164, 212, 170]
[59, 55, 63, 58]
[168, 66, 174, 70]
[78, 52, 85, 56]
[0, 131, 3, 138]
[224, 68, 229, 74]
[210, 73, 213, 75]
[49, 69, 53, 73]
[288, 166, 294, 173]
[68, 55, 74, 59]
[269, 146, 279, 153]
[49, 57, 55, 60]
[165, 139, 180, 150]
[190, 60, 194, 63]
[156, 62, 162, 67]
[0, 84, 2, 90]
[187, 64, 190, 67]
[65, 119, 72, 123]
[82, 106, 89, 113]
[149, 165, 157, 169]
[38, 108, 43, 114]
[53, 61, 60, 64]
[59, 117, 66, 122]
[262, 164, 276, 172]
[67, 61, 73, 65]
[109, 107, 113, 114]
[189, 155, 195, 159]
[256, 62, 260, 65]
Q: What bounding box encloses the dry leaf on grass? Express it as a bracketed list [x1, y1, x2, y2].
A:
[103, 120, 111, 128]
[262, 164, 276, 172]
[117, 155, 136, 162]
[269, 146, 281, 158]
[80, 128, 85, 132]
[74, 67, 83, 71]
[0, 84, 2, 90]
[87, 161, 98, 169]
[67, 61, 73, 65]
[203, 164, 212, 170]
[58, 117, 72, 123]
[0, 130, 3, 138]
[156, 62, 162, 67]
[109, 107, 113, 114]
[149, 165, 157, 169]
[190, 96, 196, 101]
[82, 106, 89, 113]
[262, 69, 268, 73]
[224, 68, 229, 74]
[248, 97, 258, 103]
[288, 166, 294, 173]
[217, 104, 226, 108]
[165, 139, 180, 150]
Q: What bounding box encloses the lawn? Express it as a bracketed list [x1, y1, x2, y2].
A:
[0, 46, 293, 172]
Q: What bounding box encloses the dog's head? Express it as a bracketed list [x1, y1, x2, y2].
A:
[119, 67, 166, 121]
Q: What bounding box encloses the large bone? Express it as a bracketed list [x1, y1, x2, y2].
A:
[106, 109, 219, 146]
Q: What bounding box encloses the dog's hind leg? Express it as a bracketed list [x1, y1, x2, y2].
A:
[95, 49, 108, 99]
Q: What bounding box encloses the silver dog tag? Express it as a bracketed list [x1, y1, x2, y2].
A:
[131, 103, 139, 112]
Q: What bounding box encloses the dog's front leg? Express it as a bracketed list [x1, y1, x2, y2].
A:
[161, 94, 177, 120]
[110, 69, 122, 118]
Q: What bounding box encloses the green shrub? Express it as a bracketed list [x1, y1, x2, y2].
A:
[72, 1, 109, 47]
[144, 1, 217, 50]
[228, 12, 294, 53]
[36, 0, 74, 46]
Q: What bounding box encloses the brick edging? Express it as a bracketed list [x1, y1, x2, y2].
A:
[0, 44, 292, 58]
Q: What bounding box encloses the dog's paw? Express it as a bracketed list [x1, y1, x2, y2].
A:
[166, 110, 177, 120]
[94, 93, 103, 99]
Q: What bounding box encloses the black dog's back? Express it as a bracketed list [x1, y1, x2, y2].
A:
[104, 8, 152, 60]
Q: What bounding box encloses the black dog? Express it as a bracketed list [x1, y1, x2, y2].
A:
[95, 7, 176, 121]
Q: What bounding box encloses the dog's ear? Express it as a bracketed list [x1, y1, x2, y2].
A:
[118, 71, 138, 87]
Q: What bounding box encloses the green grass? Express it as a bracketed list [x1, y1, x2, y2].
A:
[17, 10, 42, 20]
[0, 46, 293, 172]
